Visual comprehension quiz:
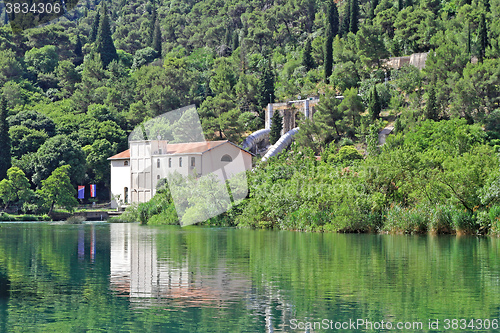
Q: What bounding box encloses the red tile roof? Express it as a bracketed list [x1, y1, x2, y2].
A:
[108, 149, 130, 160]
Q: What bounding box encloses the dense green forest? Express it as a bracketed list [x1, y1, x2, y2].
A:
[0, 0, 499, 232]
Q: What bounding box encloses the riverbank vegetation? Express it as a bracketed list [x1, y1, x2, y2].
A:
[118, 117, 500, 235]
[0, 0, 499, 231]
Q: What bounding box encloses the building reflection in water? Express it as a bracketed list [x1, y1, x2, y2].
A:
[108, 224, 295, 332]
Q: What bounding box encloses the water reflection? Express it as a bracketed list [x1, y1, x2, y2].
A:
[0, 223, 499, 332]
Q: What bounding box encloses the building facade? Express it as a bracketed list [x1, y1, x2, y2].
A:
[108, 140, 253, 209]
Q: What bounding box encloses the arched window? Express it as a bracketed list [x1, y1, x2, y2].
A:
[124, 161, 129, 166]
[168, 158, 172, 168]
[221, 154, 232, 163]
[157, 159, 160, 168]
[191, 157, 195, 167]
[157, 175, 160, 180]
[179, 157, 183, 167]
[124, 187, 128, 204]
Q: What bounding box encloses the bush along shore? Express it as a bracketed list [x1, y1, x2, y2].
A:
[114, 119, 500, 236]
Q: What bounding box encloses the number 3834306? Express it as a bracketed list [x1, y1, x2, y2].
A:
[5, 2, 61, 14]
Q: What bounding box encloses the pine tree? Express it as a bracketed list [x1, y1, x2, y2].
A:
[303, 39, 315, 71]
[324, 0, 338, 82]
[425, 85, 439, 121]
[90, 11, 100, 43]
[369, 0, 379, 20]
[349, 0, 359, 34]
[478, 13, 488, 62]
[152, 18, 162, 58]
[95, 3, 118, 68]
[369, 85, 381, 120]
[269, 111, 283, 145]
[0, 97, 11, 180]
[340, 0, 351, 37]
[258, 60, 275, 110]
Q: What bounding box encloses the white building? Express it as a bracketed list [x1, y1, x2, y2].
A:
[108, 140, 253, 209]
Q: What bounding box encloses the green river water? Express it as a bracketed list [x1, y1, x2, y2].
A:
[0, 222, 499, 332]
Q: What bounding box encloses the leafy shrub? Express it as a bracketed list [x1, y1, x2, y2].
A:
[452, 210, 477, 234]
[384, 205, 428, 234]
[429, 205, 454, 234]
[489, 205, 500, 235]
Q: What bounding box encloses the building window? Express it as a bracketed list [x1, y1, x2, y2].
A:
[159, 148, 162, 154]
[221, 154, 232, 162]
[124, 187, 128, 204]
[191, 157, 195, 167]
[157, 159, 160, 168]
[179, 157, 183, 167]
[157, 175, 160, 180]
[168, 158, 172, 168]
[124, 161, 129, 166]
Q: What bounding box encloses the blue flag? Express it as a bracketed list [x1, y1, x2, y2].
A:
[78, 186, 85, 199]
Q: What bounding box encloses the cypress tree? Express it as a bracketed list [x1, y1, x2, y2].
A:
[369, 0, 379, 20]
[74, 35, 83, 58]
[258, 60, 275, 110]
[95, 3, 118, 68]
[467, 22, 471, 55]
[369, 85, 381, 120]
[152, 18, 162, 58]
[149, 0, 157, 46]
[269, 111, 283, 145]
[324, 0, 338, 82]
[232, 32, 239, 51]
[478, 13, 487, 62]
[225, 28, 232, 47]
[425, 85, 439, 121]
[340, 0, 351, 37]
[303, 39, 315, 71]
[90, 11, 100, 43]
[349, 0, 359, 34]
[0, 97, 11, 180]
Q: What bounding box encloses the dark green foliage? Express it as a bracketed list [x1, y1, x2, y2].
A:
[74, 35, 83, 59]
[478, 13, 487, 62]
[467, 23, 471, 55]
[324, 0, 338, 82]
[302, 39, 315, 71]
[90, 11, 100, 43]
[7, 110, 56, 137]
[369, 0, 379, 20]
[132, 47, 158, 70]
[269, 111, 283, 145]
[340, 0, 351, 36]
[425, 85, 439, 120]
[258, 61, 275, 109]
[398, 0, 404, 11]
[349, 0, 359, 34]
[95, 3, 118, 68]
[32, 135, 86, 186]
[232, 32, 239, 51]
[369, 85, 381, 120]
[152, 18, 162, 58]
[0, 98, 10, 180]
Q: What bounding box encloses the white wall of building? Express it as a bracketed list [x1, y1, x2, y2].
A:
[110, 159, 130, 209]
[119, 141, 253, 206]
